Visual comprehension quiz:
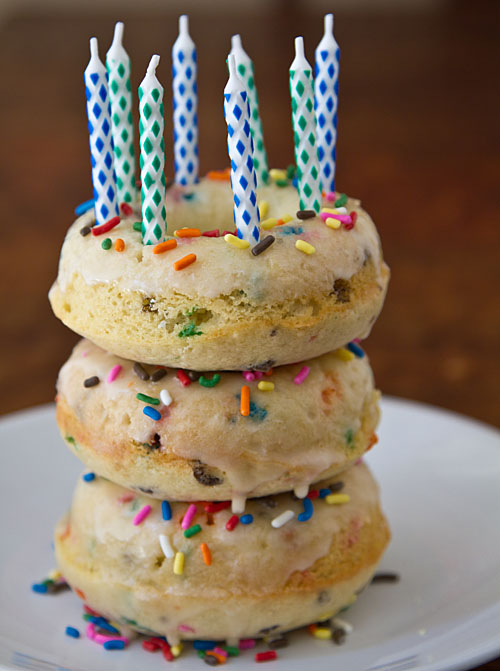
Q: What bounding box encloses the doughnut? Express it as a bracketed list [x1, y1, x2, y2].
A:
[49, 179, 389, 371]
[56, 339, 380, 506]
[54, 461, 390, 644]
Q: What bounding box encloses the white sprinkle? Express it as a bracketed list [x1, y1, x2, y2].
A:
[160, 389, 173, 406]
[271, 510, 295, 528]
[232, 494, 246, 514]
[331, 617, 353, 634]
[159, 534, 175, 559]
[294, 484, 309, 499]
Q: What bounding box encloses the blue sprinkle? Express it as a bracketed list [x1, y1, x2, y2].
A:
[103, 640, 125, 650]
[236, 394, 268, 422]
[240, 514, 254, 525]
[182, 192, 195, 200]
[65, 626, 80, 638]
[161, 500, 172, 521]
[82, 472, 95, 482]
[298, 497, 314, 522]
[193, 640, 217, 650]
[89, 616, 119, 634]
[319, 488, 331, 499]
[347, 342, 365, 358]
[32, 583, 48, 594]
[143, 406, 161, 421]
[292, 177, 298, 188]
[74, 198, 95, 216]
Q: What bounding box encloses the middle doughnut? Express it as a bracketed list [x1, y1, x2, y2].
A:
[56, 339, 380, 508]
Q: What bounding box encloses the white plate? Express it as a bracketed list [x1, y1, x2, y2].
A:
[0, 398, 499, 671]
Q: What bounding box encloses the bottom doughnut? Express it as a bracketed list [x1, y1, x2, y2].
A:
[55, 461, 390, 645]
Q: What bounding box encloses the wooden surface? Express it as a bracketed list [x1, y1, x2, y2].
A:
[0, 3, 499, 667]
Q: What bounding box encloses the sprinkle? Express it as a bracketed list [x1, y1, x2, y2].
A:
[252, 235, 275, 256]
[173, 552, 185, 575]
[186, 370, 201, 381]
[329, 481, 345, 492]
[320, 212, 351, 224]
[82, 472, 95, 482]
[92, 216, 120, 236]
[213, 647, 228, 658]
[151, 368, 167, 382]
[133, 362, 149, 380]
[133, 504, 152, 525]
[258, 381, 274, 391]
[107, 364, 122, 383]
[159, 533, 175, 559]
[32, 583, 48, 594]
[159, 389, 173, 406]
[224, 646, 240, 656]
[80, 225, 92, 236]
[65, 626, 80, 638]
[120, 202, 133, 216]
[204, 501, 231, 513]
[298, 497, 314, 522]
[83, 376, 99, 388]
[206, 651, 226, 664]
[204, 656, 218, 666]
[269, 168, 287, 181]
[240, 385, 250, 416]
[101, 238, 112, 250]
[87, 617, 119, 634]
[161, 501, 172, 521]
[153, 239, 177, 254]
[177, 370, 191, 386]
[307, 489, 319, 499]
[200, 542, 212, 566]
[175, 228, 201, 238]
[184, 523, 202, 538]
[226, 515, 239, 531]
[103, 640, 125, 650]
[259, 201, 269, 218]
[224, 233, 250, 249]
[295, 240, 315, 255]
[173, 253, 197, 270]
[324, 191, 336, 202]
[75, 198, 95, 216]
[239, 639, 256, 650]
[199, 374, 221, 388]
[371, 572, 400, 583]
[118, 493, 135, 503]
[331, 617, 354, 633]
[294, 484, 309, 498]
[271, 510, 294, 528]
[336, 348, 355, 362]
[136, 392, 160, 406]
[142, 639, 161, 652]
[143, 406, 161, 421]
[242, 371, 255, 381]
[293, 365, 310, 385]
[182, 504, 197, 530]
[347, 342, 365, 358]
[194, 641, 217, 650]
[322, 206, 348, 214]
[275, 179, 289, 187]
[286, 164, 296, 178]
[344, 211, 357, 230]
[207, 168, 231, 181]
[132, 221, 142, 231]
[240, 514, 253, 524]
[325, 493, 350, 505]
[162, 644, 175, 661]
[114, 238, 125, 252]
[48, 569, 62, 580]
[296, 209, 316, 219]
[255, 650, 277, 662]
[313, 627, 332, 640]
[261, 218, 278, 230]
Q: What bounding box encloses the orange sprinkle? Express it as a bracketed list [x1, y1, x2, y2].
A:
[200, 542, 212, 566]
[173, 253, 197, 271]
[114, 238, 125, 252]
[153, 239, 177, 254]
[264, 369, 273, 376]
[276, 219, 285, 226]
[240, 385, 250, 417]
[366, 433, 379, 452]
[175, 228, 201, 238]
[308, 624, 317, 634]
[206, 652, 227, 664]
[74, 588, 86, 600]
[207, 168, 231, 181]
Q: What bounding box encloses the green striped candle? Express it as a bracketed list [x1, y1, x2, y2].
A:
[106, 22, 137, 204]
[289, 37, 321, 213]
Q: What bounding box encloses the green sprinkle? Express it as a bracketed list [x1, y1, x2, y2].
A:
[275, 178, 289, 187]
[65, 435, 76, 445]
[83, 613, 92, 622]
[199, 374, 221, 388]
[197, 650, 206, 659]
[184, 523, 202, 538]
[136, 392, 160, 405]
[102, 238, 112, 250]
[345, 428, 354, 446]
[334, 193, 348, 207]
[178, 322, 202, 338]
[286, 164, 296, 179]
[224, 646, 240, 656]
[133, 221, 142, 232]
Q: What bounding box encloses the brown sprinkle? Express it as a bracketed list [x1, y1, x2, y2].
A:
[372, 572, 400, 584]
[251, 235, 275, 256]
[80, 225, 92, 237]
[296, 209, 316, 220]
[83, 376, 99, 388]
[151, 368, 167, 382]
[133, 362, 149, 381]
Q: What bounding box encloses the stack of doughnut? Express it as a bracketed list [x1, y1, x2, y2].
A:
[50, 176, 390, 648]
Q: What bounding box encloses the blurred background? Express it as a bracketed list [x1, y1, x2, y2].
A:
[0, 0, 499, 434]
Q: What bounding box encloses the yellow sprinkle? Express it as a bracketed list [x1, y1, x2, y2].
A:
[257, 381, 275, 391]
[269, 168, 287, 181]
[296, 240, 316, 255]
[173, 551, 185, 575]
[336, 347, 355, 361]
[259, 200, 269, 218]
[224, 234, 250, 249]
[261, 218, 278, 230]
[48, 569, 62, 581]
[325, 217, 341, 230]
[280, 213, 293, 223]
[321, 207, 342, 214]
[171, 643, 184, 657]
[313, 628, 333, 640]
[325, 493, 351, 505]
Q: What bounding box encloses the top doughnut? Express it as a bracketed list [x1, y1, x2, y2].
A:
[49, 177, 389, 370]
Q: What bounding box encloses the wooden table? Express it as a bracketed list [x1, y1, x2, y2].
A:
[0, 3, 498, 669]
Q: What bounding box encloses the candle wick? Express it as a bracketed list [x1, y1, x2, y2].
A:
[147, 54, 160, 76]
[324, 13, 334, 36]
[112, 21, 124, 47]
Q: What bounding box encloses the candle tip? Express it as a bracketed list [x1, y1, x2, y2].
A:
[231, 34, 242, 51]
[113, 21, 124, 46]
[179, 14, 189, 35]
[89, 37, 99, 59]
[294, 36, 305, 58]
[147, 54, 161, 75]
[324, 13, 334, 35]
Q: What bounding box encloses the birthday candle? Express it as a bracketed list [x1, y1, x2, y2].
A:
[106, 21, 137, 204]
[172, 15, 199, 186]
[230, 34, 269, 186]
[139, 55, 166, 245]
[289, 37, 322, 214]
[224, 54, 260, 244]
[84, 38, 118, 225]
[314, 14, 340, 194]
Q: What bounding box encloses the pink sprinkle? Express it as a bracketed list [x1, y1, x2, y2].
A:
[133, 504, 152, 526]
[213, 647, 228, 657]
[178, 624, 195, 633]
[107, 364, 122, 383]
[81, 351, 88, 358]
[294, 366, 310, 385]
[117, 493, 135, 504]
[320, 212, 352, 224]
[239, 638, 256, 650]
[242, 371, 255, 381]
[182, 503, 197, 530]
[325, 191, 336, 202]
[254, 371, 264, 380]
[355, 457, 364, 465]
[353, 338, 362, 344]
